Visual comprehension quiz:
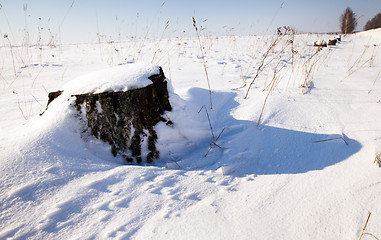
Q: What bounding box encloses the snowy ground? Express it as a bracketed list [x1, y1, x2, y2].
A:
[1, 29, 381, 239]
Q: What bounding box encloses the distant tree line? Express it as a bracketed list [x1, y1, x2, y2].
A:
[339, 7, 381, 33]
[364, 13, 381, 31]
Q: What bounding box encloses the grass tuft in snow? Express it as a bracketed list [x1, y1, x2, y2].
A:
[244, 26, 293, 99]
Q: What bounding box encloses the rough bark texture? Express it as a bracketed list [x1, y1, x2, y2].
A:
[47, 67, 172, 164]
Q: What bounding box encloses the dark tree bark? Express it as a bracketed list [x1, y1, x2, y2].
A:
[47, 67, 172, 164]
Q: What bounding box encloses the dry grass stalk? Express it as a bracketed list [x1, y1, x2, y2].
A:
[342, 45, 372, 82]
[362, 233, 380, 240]
[232, 36, 262, 90]
[258, 79, 277, 127]
[12, 91, 27, 120]
[300, 47, 325, 94]
[243, 37, 278, 98]
[22, 4, 31, 65]
[193, 17, 213, 109]
[151, 20, 170, 63]
[32, 64, 47, 87]
[373, 69, 381, 86]
[374, 153, 381, 167]
[198, 105, 225, 157]
[369, 44, 378, 67]
[359, 211, 372, 240]
[288, 27, 296, 72]
[313, 136, 348, 145]
[232, 36, 245, 83]
[244, 26, 292, 99]
[257, 56, 289, 127]
[205, 128, 225, 157]
[286, 34, 313, 89]
[155, 42, 178, 64]
[31, 94, 42, 107]
[168, 152, 180, 167]
[341, 58, 373, 82]
[167, 52, 172, 81]
[198, 105, 215, 140]
[3, 35, 17, 76]
[358, 211, 379, 240]
[107, 39, 123, 65]
[0, 72, 7, 85]
[56, 0, 75, 48]
[59, 0, 75, 28]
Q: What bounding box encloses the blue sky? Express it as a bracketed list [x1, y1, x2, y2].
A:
[1, 0, 380, 43]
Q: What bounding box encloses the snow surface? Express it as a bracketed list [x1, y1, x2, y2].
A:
[62, 63, 162, 95]
[1, 29, 381, 239]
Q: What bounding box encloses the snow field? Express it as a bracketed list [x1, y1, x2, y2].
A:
[1, 29, 381, 239]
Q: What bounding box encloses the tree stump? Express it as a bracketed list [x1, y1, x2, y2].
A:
[328, 39, 337, 46]
[47, 66, 172, 164]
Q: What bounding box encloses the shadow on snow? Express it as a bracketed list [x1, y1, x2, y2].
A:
[32, 86, 361, 178]
[177, 87, 361, 177]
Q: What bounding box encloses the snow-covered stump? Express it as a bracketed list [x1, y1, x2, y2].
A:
[46, 64, 172, 164]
